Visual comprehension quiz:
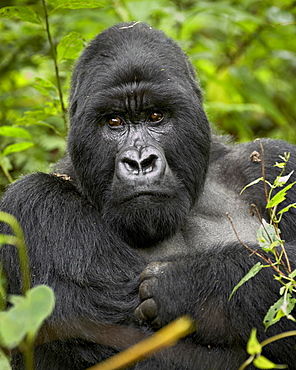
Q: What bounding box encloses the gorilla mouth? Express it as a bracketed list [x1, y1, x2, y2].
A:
[121, 191, 172, 204]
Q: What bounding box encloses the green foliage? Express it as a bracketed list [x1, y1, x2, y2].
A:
[228, 262, 264, 301]
[0, 212, 55, 369]
[0, 6, 41, 24]
[230, 149, 296, 369]
[0, 285, 55, 349]
[0, 3, 295, 368]
[0, 0, 296, 194]
[238, 328, 296, 370]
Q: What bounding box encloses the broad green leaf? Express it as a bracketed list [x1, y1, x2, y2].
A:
[0, 349, 11, 370]
[253, 355, 287, 369]
[264, 295, 296, 330]
[57, 32, 85, 63]
[246, 328, 261, 355]
[0, 6, 41, 24]
[266, 182, 296, 209]
[229, 263, 263, 300]
[47, 0, 104, 10]
[257, 219, 279, 252]
[33, 77, 58, 97]
[22, 285, 55, 339]
[0, 285, 55, 349]
[0, 126, 32, 140]
[3, 142, 34, 156]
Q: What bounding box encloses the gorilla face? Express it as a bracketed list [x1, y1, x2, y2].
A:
[67, 23, 211, 248]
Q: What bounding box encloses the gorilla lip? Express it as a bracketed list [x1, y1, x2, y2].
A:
[120, 191, 172, 203]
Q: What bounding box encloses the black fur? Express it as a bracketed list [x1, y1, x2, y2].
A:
[1, 22, 296, 369]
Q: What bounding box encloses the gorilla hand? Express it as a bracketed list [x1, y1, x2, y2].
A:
[135, 261, 172, 329]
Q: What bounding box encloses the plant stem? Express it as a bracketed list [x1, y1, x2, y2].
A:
[238, 355, 255, 370]
[0, 212, 31, 295]
[41, 0, 68, 132]
[258, 140, 269, 205]
[260, 330, 296, 348]
[24, 346, 34, 370]
[0, 159, 14, 183]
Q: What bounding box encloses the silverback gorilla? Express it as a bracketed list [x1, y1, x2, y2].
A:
[1, 22, 296, 369]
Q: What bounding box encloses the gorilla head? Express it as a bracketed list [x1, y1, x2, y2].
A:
[67, 22, 211, 248]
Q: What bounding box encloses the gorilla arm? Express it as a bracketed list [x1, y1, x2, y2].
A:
[134, 242, 296, 368]
[0, 172, 145, 346]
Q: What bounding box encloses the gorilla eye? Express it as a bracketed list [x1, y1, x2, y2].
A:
[108, 116, 123, 128]
[149, 112, 163, 123]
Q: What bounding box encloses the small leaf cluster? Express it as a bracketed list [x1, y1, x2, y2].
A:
[238, 328, 292, 370]
[0, 0, 91, 188]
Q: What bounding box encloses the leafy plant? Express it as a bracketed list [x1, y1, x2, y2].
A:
[228, 142, 296, 369]
[0, 212, 55, 370]
[0, 126, 34, 183]
[238, 328, 296, 370]
[1, 0, 296, 194]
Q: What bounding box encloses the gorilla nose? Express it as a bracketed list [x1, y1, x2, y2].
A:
[117, 147, 166, 181]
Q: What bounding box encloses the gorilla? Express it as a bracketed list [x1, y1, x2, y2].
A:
[1, 22, 296, 369]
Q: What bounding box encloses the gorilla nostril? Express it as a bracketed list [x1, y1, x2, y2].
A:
[122, 158, 140, 175]
[140, 155, 158, 175]
[118, 148, 165, 180]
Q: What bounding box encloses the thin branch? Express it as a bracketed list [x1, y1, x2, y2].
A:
[261, 330, 296, 349]
[226, 213, 285, 277]
[0, 212, 31, 295]
[256, 139, 269, 205]
[41, 0, 68, 132]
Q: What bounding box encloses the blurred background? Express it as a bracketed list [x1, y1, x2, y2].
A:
[0, 0, 295, 194]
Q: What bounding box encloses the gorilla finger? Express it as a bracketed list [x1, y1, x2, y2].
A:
[139, 277, 158, 300]
[135, 298, 158, 322]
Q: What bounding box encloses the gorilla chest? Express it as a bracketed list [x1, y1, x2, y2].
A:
[138, 180, 261, 260]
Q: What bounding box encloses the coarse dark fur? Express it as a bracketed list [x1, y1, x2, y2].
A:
[1, 22, 296, 369]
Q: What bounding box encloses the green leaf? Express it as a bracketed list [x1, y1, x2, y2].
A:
[57, 32, 85, 63]
[274, 171, 294, 187]
[0, 126, 32, 140]
[253, 355, 287, 369]
[246, 328, 261, 355]
[240, 177, 264, 195]
[16, 109, 64, 136]
[0, 349, 11, 370]
[289, 269, 296, 279]
[266, 182, 296, 209]
[33, 78, 58, 97]
[277, 203, 296, 216]
[0, 6, 41, 24]
[274, 162, 286, 169]
[257, 219, 279, 252]
[2, 142, 34, 156]
[264, 295, 296, 330]
[47, 0, 104, 10]
[0, 285, 55, 349]
[229, 262, 263, 300]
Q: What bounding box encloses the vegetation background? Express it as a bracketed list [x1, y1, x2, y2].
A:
[0, 0, 295, 195]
